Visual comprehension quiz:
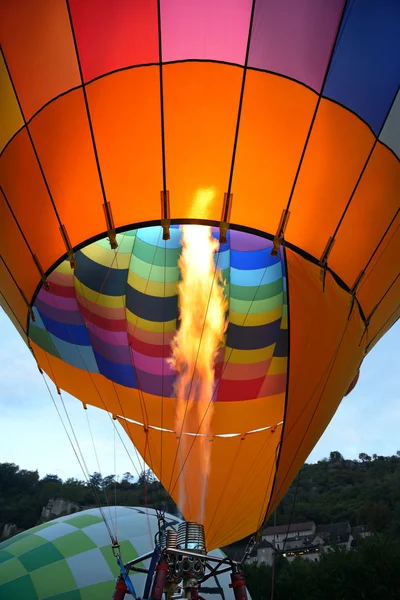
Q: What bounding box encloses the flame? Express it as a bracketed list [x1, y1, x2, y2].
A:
[168, 224, 228, 522]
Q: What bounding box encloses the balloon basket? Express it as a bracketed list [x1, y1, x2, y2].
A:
[112, 521, 248, 599]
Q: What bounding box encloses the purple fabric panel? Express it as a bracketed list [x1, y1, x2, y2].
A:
[38, 289, 79, 311]
[161, 0, 252, 64]
[90, 332, 132, 365]
[229, 229, 271, 252]
[131, 349, 175, 376]
[135, 370, 175, 397]
[248, 0, 345, 92]
[35, 298, 85, 325]
[87, 322, 128, 347]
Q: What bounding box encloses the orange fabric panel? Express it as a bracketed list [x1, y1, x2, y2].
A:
[86, 68, 163, 228]
[231, 71, 317, 235]
[0, 260, 28, 335]
[329, 142, 400, 289]
[286, 99, 375, 259]
[28, 88, 105, 247]
[268, 252, 366, 514]
[0, 129, 65, 283]
[0, 52, 24, 152]
[118, 419, 280, 550]
[163, 62, 243, 221]
[0, 0, 80, 121]
[366, 276, 400, 353]
[357, 212, 400, 318]
[0, 190, 40, 304]
[30, 333, 284, 434]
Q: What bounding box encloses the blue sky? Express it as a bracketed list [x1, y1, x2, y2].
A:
[0, 309, 398, 481]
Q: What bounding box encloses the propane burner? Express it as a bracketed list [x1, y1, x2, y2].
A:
[177, 522, 207, 554]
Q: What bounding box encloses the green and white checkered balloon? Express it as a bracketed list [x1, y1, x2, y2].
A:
[0, 507, 244, 599]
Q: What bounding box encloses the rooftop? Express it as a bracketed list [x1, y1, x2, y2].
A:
[263, 522, 315, 536]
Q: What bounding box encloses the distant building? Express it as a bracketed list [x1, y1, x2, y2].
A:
[246, 521, 371, 566]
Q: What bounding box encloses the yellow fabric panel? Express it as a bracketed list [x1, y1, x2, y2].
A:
[126, 311, 177, 333]
[75, 281, 125, 309]
[229, 305, 283, 327]
[127, 270, 178, 298]
[80, 244, 132, 271]
[223, 344, 275, 364]
[53, 260, 73, 276]
[0, 52, 24, 153]
[268, 357, 288, 375]
[267, 251, 366, 516]
[118, 420, 281, 550]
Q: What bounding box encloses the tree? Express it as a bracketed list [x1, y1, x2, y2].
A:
[329, 451, 344, 463]
[359, 452, 371, 462]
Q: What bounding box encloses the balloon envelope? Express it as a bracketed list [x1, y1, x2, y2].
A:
[0, 507, 245, 599]
[0, 0, 399, 548]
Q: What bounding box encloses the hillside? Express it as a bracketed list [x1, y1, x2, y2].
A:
[1, 451, 400, 540]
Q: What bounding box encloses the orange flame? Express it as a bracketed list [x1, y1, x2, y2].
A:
[168, 224, 228, 522]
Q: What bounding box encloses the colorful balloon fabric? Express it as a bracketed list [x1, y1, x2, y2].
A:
[0, 0, 399, 549]
[0, 507, 243, 599]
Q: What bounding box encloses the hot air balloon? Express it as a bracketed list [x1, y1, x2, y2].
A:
[0, 507, 248, 600]
[0, 0, 399, 597]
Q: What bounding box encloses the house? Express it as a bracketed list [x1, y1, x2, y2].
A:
[262, 522, 316, 551]
[246, 521, 370, 566]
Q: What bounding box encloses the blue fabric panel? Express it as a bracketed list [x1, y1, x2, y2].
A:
[226, 319, 283, 350]
[324, 0, 400, 134]
[74, 251, 128, 296]
[230, 248, 281, 270]
[274, 330, 289, 358]
[126, 285, 178, 322]
[93, 350, 136, 388]
[230, 262, 282, 286]
[39, 312, 91, 346]
[50, 334, 99, 373]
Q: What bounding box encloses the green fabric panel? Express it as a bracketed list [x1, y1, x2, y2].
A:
[0, 532, 30, 550]
[31, 561, 76, 598]
[5, 534, 47, 556]
[80, 580, 115, 600]
[19, 542, 64, 572]
[27, 522, 54, 535]
[100, 540, 138, 577]
[0, 557, 26, 584]
[129, 255, 180, 283]
[230, 292, 284, 315]
[0, 550, 12, 564]
[229, 279, 283, 301]
[29, 324, 61, 358]
[63, 515, 102, 529]
[0, 574, 39, 600]
[53, 531, 97, 559]
[46, 590, 81, 600]
[133, 237, 180, 267]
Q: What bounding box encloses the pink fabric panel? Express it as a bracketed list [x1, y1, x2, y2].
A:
[161, 0, 252, 64]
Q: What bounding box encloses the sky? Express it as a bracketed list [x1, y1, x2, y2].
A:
[0, 309, 398, 481]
